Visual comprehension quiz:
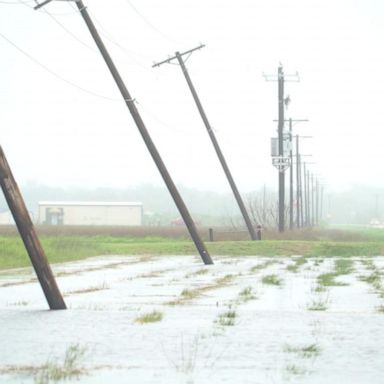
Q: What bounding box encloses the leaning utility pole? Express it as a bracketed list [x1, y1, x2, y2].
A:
[0, 146, 66, 310]
[153, 45, 258, 240]
[35, 1, 213, 265]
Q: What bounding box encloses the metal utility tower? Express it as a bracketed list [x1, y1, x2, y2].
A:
[153, 45, 258, 240]
[35, 0, 213, 265]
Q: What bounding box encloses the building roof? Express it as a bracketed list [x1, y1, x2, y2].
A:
[38, 201, 142, 207]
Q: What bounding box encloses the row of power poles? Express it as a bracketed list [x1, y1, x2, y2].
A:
[266, 65, 324, 232]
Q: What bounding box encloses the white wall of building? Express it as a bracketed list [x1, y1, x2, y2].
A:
[38, 202, 143, 226]
[0, 211, 15, 225]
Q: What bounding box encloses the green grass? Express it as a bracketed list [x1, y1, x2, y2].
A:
[238, 286, 256, 302]
[180, 289, 200, 300]
[307, 299, 328, 311]
[250, 260, 277, 272]
[262, 274, 282, 286]
[216, 309, 237, 326]
[285, 364, 308, 376]
[135, 310, 163, 324]
[286, 256, 307, 272]
[317, 258, 354, 287]
[1, 234, 384, 270]
[284, 343, 321, 358]
[34, 344, 86, 384]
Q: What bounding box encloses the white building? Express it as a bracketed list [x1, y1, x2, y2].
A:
[38, 201, 143, 226]
[0, 210, 15, 225]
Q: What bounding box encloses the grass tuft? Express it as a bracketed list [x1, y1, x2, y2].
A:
[135, 310, 163, 324]
[284, 343, 321, 358]
[238, 286, 256, 302]
[34, 344, 86, 384]
[262, 274, 282, 286]
[285, 364, 308, 376]
[286, 256, 307, 273]
[216, 307, 237, 327]
[250, 260, 276, 273]
[180, 289, 200, 300]
[307, 298, 328, 311]
[317, 258, 354, 287]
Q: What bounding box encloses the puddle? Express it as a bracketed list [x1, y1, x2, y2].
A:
[0, 255, 383, 383]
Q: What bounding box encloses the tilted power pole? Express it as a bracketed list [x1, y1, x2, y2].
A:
[35, 1, 213, 265]
[0, 146, 66, 309]
[153, 45, 258, 240]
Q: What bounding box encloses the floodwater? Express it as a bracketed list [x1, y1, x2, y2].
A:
[0, 254, 383, 383]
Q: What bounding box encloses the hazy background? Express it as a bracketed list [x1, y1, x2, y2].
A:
[1, 0, 384, 224]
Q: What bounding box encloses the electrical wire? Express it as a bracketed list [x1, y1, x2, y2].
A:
[38, 5, 97, 52]
[0, 0, 33, 4]
[123, 0, 182, 46]
[67, 0, 152, 71]
[32, 0, 76, 15]
[0, 30, 120, 101]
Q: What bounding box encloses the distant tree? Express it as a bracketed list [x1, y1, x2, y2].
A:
[246, 189, 290, 230]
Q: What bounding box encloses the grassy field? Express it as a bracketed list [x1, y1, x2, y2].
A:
[1, 225, 384, 270]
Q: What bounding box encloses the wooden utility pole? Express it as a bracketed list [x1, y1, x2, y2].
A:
[277, 66, 285, 232]
[0, 146, 66, 310]
[264, 65, 299, 232]
[303, 164, 309, 227]
[316, 178, 320, 225]
[289, 118, 293, 230]
[295, 135, 301, 228]
[35, 1, 213, 265]
[153, 46, 258, 241]
[311, 174, 315, 227]
[273, 119, 309, 229]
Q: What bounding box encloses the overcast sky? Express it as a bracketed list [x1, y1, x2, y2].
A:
[1, 0, 383, 193]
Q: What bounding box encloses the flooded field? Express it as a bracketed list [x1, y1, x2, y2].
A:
[0, 254, 383, 383]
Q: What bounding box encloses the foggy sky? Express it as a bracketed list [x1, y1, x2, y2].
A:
[1, 0, 383, 193]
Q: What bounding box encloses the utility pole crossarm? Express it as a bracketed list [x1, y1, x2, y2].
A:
[34, 0, 54, 10]
[152, 44, 205, 68]
[273, 119, 309, 123]
[34, 0, 76, 10]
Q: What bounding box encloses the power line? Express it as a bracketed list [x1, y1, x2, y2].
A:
[0, 0, 33, 4]
[123, 0, 182, 45]
[0, 0, 33, 5]
[0, 30, 119, 101]
[67, 1, 152, 68]
[39, 6, 96, 52]
[33, 0, 74, 15]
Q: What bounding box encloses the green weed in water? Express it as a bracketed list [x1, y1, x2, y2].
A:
[34, 344, 87, 384]
[135, 310, 163, 324]
[262, 274, 282, 286]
